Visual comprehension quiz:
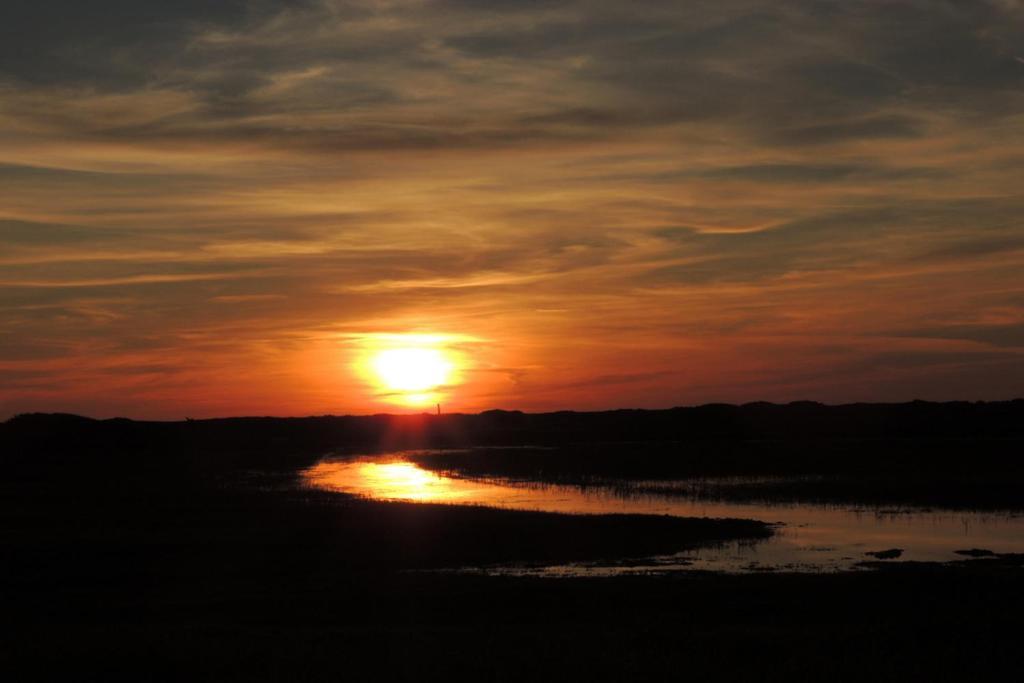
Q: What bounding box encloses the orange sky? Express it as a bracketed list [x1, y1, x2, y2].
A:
[3, 1, 1024, 418]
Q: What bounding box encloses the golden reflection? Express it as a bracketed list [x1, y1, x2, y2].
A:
[303, 454, 1024, 574]
[307, 460, 477, 502]
[351, 332, 473, 407]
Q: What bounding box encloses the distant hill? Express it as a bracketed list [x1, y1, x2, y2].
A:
[4, 400, 1023, 463]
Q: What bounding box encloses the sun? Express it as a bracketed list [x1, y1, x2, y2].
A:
[371, 347, 453, 393]
[351, 332, 472, 408]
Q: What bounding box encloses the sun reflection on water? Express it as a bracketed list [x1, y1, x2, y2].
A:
[302, 452, 1024, 574]
[306, 460, 479, 502]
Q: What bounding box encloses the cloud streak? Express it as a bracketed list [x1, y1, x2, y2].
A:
[2, 0, 1024, 417]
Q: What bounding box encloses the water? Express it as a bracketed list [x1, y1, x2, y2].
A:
[302, 451, 1024, 574]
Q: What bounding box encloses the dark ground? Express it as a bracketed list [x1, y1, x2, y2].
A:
[407, 437, 1024, 510]
[3, 402, 1023, 681]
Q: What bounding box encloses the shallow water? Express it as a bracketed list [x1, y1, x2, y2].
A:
[302, 451, 1024, 574]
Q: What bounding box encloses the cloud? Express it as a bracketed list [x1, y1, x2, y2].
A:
[2, 0, 1024, 416]
[0, 1, 310, 88]
[902, 323, 1024, 349]
[1, 1, 1017, 152]
[770, 115, 928, 146]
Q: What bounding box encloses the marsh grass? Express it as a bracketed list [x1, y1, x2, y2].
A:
[4, 405, 1024, 681]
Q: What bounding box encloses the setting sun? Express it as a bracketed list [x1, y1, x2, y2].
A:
[371, 348, 453, 393]
[351, 333, 474, 408]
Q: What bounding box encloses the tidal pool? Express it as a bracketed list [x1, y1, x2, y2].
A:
[303, 451, 1024, 574]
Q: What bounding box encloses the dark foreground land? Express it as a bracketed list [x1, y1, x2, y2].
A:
[3, 401, 1024, 681]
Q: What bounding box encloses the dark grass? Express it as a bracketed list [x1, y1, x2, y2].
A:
[6, 561, 1024, 682]
[4, 403, 1024, 680]
[2, 480, 770, 582]
[406, 438, 1024, 480]
[625, 474, 1024, 511]
[408, 438, 1024, 510]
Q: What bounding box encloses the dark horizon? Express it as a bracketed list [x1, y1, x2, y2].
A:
[8, 396, 1024, 424]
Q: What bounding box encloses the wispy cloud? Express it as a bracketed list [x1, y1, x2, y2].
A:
[2, 0, 1024, 417]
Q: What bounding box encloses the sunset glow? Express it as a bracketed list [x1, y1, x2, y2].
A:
[3, 1, 1024, 419]
[371, 348, 452, 393]
[351, 333, 469, 408]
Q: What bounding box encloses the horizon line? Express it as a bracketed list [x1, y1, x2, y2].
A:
[6, 397, 1023, 424]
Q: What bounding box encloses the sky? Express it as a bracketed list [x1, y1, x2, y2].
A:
[3, 0, 1024, 419]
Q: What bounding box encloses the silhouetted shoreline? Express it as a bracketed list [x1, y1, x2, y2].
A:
[3, 400, 1024, 680]
[6, 398, 1023, 456]
[7, 400, 1023, 509]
